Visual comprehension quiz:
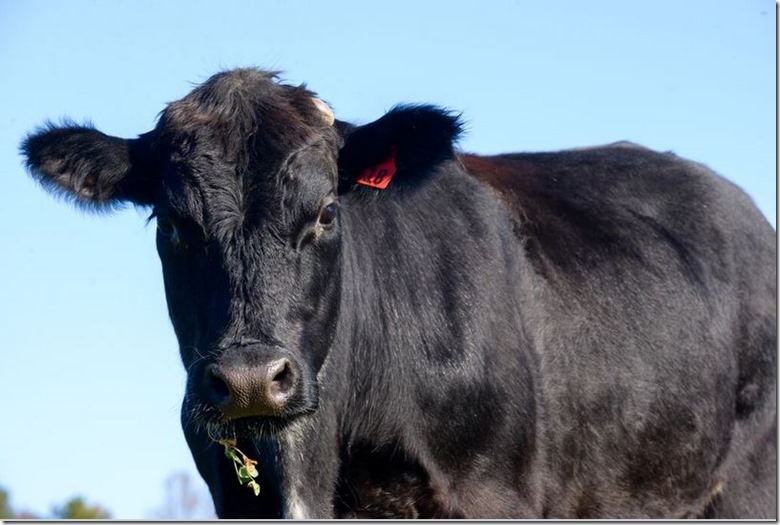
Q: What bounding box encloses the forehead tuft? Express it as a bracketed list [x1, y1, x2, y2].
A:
[158, 68, 330, 160]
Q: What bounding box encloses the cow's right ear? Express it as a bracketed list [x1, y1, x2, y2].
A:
[21, 123, 157, 210]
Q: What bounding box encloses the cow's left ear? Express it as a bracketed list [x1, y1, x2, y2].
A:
[337, 105, 462, 193]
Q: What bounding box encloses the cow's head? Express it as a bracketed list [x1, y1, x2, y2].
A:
[21, 68, 461, 437]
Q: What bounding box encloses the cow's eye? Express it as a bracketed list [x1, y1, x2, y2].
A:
[318, 202, 339, 228]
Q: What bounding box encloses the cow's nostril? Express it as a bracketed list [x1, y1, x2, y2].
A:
[205, 364, 231, 403]
[269, 359, 296, 397]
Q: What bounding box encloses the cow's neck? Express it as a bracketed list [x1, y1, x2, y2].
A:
[270, 167, 536, 517]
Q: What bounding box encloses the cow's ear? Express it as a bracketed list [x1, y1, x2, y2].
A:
[21, 123, 157, 210]
[337, 105, 462, 193]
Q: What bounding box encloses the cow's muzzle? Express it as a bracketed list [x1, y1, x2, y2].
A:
[203, 344, 304, 419]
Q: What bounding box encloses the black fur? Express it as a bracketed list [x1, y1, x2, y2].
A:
[21, 68, 776, 519]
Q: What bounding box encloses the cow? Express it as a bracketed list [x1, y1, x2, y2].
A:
[21, 68, 776, 519]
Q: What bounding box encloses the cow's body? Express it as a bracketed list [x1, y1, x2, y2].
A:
[22, 69, 776, 519]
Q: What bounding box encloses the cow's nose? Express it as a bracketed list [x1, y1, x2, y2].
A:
[205, 358, 299, 418]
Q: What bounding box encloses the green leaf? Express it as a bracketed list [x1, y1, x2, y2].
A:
[237, 466, 252, 482]
[248, 481, 261, 497]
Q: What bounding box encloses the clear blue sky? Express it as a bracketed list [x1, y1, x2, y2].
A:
[0, 0, 775, 518]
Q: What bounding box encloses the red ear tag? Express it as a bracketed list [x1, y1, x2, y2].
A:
[356, 152, 397, 190]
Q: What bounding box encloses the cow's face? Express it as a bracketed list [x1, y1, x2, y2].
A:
[151, 72, 347, 437]
[22, 68, 461, 437]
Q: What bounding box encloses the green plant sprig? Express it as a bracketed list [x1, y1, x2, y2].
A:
[217, 438, 261, 497]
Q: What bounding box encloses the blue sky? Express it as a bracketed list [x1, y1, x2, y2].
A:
[0, 0, 775, 518]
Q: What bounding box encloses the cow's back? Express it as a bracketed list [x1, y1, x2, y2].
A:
[461, 144, 776, 518]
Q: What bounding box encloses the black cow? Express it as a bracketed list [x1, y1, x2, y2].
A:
[22, 68, 776, 519]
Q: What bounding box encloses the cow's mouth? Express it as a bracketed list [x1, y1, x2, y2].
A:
[185, 400, 315, 440]
[212, 414, 298, 439]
